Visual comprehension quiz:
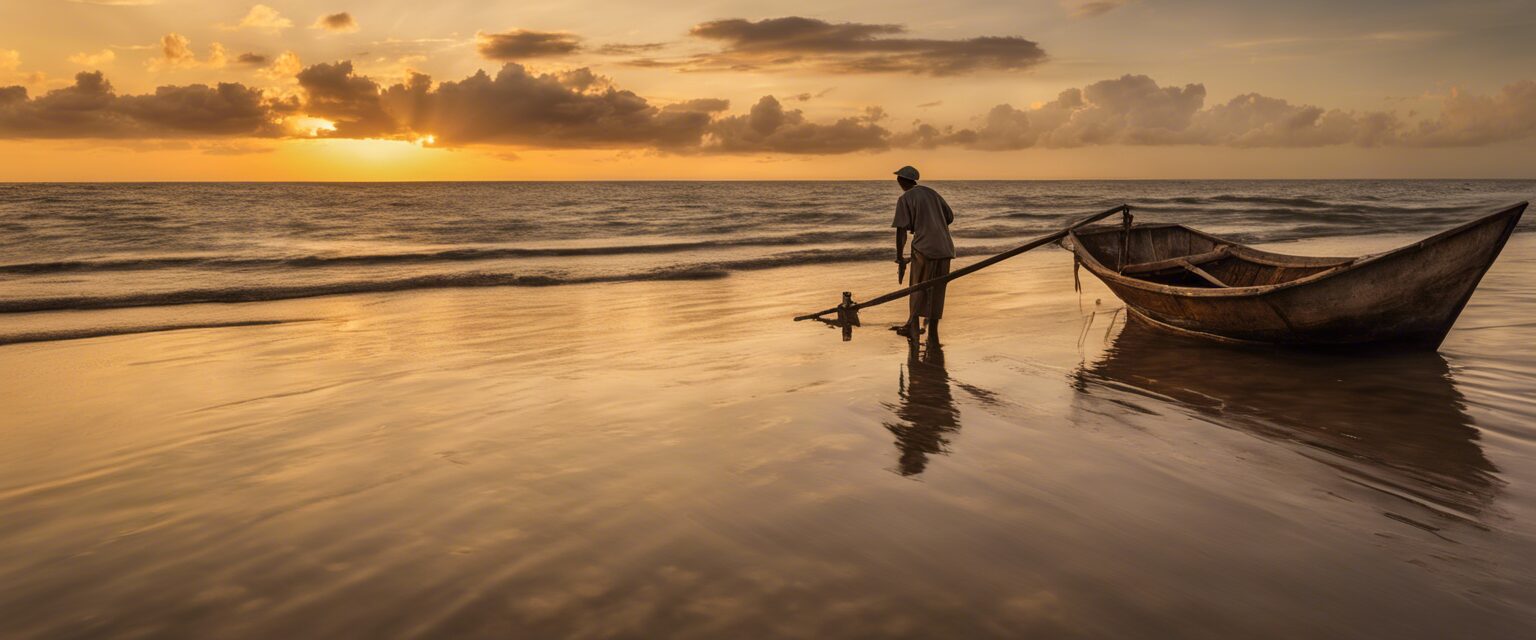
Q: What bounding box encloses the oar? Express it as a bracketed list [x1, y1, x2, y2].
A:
[794, 204, 1131, 324]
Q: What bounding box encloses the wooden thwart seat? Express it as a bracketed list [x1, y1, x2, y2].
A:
[1179, 261, 1229, 287]
[1121, 246, 1230, 275]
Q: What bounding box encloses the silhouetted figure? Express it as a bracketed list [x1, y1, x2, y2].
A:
[891, 165, 955, 349]
[884, 341, 960, 476]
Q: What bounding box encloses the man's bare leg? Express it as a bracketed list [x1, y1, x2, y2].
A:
[926, 318, 940, 347]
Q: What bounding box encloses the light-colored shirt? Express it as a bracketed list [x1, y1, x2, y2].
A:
[892, 185, 955, 259]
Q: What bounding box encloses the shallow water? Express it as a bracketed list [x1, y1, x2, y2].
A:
[1, 183, 1534, 638]
[0, 180, 1530, 314]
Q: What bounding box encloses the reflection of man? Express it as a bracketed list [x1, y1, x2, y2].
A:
[884, 343, 959, 476]
[891, 165, 955, 346]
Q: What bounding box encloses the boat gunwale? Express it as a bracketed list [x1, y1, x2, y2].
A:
[1067, 202, 1528, 299]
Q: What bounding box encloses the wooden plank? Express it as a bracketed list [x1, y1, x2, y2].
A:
[1181, 261, 1230, 287]
[1122, 246, 1229, 275]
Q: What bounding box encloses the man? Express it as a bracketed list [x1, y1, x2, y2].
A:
[891, 165, 955, 345]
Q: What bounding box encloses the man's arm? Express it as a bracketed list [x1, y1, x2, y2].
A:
[895, 228, 909, 263]
[941, 196, 954, 226]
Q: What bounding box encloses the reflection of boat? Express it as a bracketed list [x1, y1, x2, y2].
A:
[1065, 203, 1525, 348]
[883, 344, 959, 476]
[1076, 321, 1499, 518]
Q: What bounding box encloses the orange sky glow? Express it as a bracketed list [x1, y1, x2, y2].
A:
[2, 0, 1534, 180]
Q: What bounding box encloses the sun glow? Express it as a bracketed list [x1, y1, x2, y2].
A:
[286, 117, 337, 137]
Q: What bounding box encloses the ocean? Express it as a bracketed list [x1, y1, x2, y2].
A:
[1, 180, 1530, 317]
[2, 180, 1535, 638]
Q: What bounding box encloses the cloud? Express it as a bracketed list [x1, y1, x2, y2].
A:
[157, 33, 194, 67]
[227, 5, 293, 33]
[236, 52, 268, 66]
[1063, 1, 1136, 19]
[149, 33, 226, 70]
[69, 49, 117, 67]
[594, 42, 669, 56]
[381, 64, 717, 148]
[476, 30, 582, 60]
[68, 0, 159, 5]
[0, 71, 284, 138]
[295, 61, 397, 137]
[905, 77, 1536, 150]
[257, 51, 303, 82]
[9, 63, 1532, 156]
[0, 50, 48, 89]
[1192, 92, 1400, 147]
[1406, 81, 1536, 146]
[701, 95, 889, 153]
[675, 16, 1047, 76]
[313, 12, 359, 33]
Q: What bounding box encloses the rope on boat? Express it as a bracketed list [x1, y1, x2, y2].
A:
[795, 204, 1132, 325]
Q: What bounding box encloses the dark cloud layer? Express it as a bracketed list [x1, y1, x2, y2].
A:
[476, 30, 583, 60]
[0, 72, 281, 138]
[3, 67, 1533, 155]
[672, 16, 1048, 76]
[383, 64, 715, 148]
[296, 61, 396, 137]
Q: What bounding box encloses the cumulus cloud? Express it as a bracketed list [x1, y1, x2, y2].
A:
[227, 5, 293, 33]
[149, 33, 227, 70]
[384, 64, 717, 148]
[1063, 1, 1136, 19]
[69, 49, 117, 67]
[0, 51, 47, 90]
[0, 71, 283, 138]
[702, 95, 889, 153]
[295, 61, 396, 137]
[313, 12, 359, 33]
[1405, 81, 1536, 146]
[8, 62, 1533, 156]
[476, 30, 582, 60]
[257, 51, 303, 82]
[898, 74, 1417, 149]
[667, 16, 1047, 76]
[1192, 92, 1400, 147]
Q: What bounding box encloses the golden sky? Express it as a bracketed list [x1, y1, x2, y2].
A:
[2, 0, 1534, 180]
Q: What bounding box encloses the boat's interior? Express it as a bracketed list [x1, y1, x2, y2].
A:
[1071, 224, 1354, 289]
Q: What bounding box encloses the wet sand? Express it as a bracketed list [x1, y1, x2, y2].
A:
[2, 234, 1534, 638]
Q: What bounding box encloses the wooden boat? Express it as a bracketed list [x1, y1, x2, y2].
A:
[1065, 202, 1526, 348]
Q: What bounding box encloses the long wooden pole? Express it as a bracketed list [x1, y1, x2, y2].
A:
[794, 204, 1130, 322]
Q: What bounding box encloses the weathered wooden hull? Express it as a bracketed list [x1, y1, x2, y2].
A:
[1068, 203, 1526, 348]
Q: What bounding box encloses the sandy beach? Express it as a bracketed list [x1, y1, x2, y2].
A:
[3, 230, 1534, 638]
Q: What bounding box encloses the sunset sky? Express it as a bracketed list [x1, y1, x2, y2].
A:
[2, 0, 1534, 180]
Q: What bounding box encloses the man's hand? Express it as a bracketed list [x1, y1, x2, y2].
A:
[896, 256, 908, 283]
